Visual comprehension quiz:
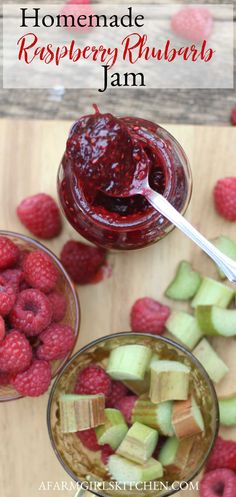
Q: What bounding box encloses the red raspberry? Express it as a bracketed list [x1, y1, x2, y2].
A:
[18, 249, 30, 268]
[17, 193, 62, 239]
[106, 380, 129, 408]
[48, 291, 67, 322]
[171, 7, 213, 42]
[0, 371, 11, 385]
[10, 289, 52, 336]
[74, 364, 111, 398]
[114, 395, 138, 425]
[130, 297, 170, 334]
[23, 250, 58, 293]
[200, 468, 236, 497]
[76, 428, 101, 451]
[101, 444, 114, 464]
[206, 437, 236, 472]
[231, 107, 236, 126]
[0, 276, 16, 316]
[0, 237, 19, 270]
[36, 323, 74, 360]
[12, 359, 51, 397]
[60, 0, 93, 33]
[1, 268, 23, 293]
[0, 316, 5, 342]
[60, 240, 106, 285]
[213, 177, 236, 221]
[0, 330, 32, 373]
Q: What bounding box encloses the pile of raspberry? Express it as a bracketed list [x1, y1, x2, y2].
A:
[17, 193, 109, 285]
[199, 436, 236, 497]
[0, 236, 75, 397]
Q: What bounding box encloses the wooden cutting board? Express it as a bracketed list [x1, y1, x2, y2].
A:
[0, 119, 235, 497]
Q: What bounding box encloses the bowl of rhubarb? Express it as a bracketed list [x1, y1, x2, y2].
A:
[47, 332, 219, 497]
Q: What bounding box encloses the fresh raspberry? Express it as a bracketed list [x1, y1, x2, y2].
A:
[206, 437, 236, 472]
[130, 297, 170, 334]
[23, 250, 58, 293]
[18, 249, 30, 268]
[12, 359, 51, 397]
[76, 428, 101, 451]
[48, 291, 67, 322]
[0, 330, 32, 373]
[101, 444, 114, 464]
[0, 276, 16, 316]
[60, 240, 106, 285]
[0, 316, 5, 342]
[231, 107, 236, 126]
[0, 237, 19, 270]
[17, 193, 62, 239]
[60, 0, 93, 33]
[171, 7, 213, 42]
[74, 364, 111, 398]
[106, 380, 129, 408]
[0, 371, 11, 385]
[114, 395, 138, 424]
[10, 289, 52, 336]
[1, 269, 23, 293]
[213, 177, 236, 221]
[19, 280, 30, 292]
[200, 468, 236, 497]
[36, 323, 74, 360]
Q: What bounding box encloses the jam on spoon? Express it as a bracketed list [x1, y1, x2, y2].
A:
[58, 107, 190, 249]
[62, 107, 236, 281]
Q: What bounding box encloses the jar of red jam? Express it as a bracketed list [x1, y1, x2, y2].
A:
[58, 109, 192, 250]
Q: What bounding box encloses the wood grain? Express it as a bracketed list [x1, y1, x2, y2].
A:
[0, 119, 236, 497]
[0, 0, 235, 124]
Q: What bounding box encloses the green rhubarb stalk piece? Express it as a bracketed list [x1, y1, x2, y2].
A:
[123, 373, 150, 396]
[116, 421, 158, 464]
[122, 353, 159, 395]
[123, 354, 159, 394]
[165, 261, 201, 300]
[191, 277, 234, 309]
[107, 344, 152, 381]
[212, 236, 236, 279]
[131, 399, 174, 436]
[59, 394, 105, 433]
[95, 408, 128, 450]
[193, 338, 229, 383]
[166, 310, 203, 350]
[219, 394, 236, 426]
[150, 360, 190, 403]
[196, 306, 236, 337]
[172, 396, 205, 439]
[108, 455, 163, 484]
[158, 436, 194, 473]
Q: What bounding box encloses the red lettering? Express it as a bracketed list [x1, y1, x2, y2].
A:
[17, 33, 38, 63]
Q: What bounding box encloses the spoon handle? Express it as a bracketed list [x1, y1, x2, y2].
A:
[145, 188, 236, 283]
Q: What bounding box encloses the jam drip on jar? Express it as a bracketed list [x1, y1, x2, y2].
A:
[65, 107, 166, 216]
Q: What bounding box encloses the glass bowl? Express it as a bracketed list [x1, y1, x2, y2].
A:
[47, 332, 219, 497]
[0, 230, 80, 402]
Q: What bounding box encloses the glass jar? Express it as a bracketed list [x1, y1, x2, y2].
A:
[58, 118, 192, 250]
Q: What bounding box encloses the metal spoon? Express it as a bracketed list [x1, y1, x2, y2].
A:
[102, 170, 236, 283]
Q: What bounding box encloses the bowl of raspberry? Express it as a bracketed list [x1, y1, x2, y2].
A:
[0, 230, 80, 401]
[47, 332, 219, 497]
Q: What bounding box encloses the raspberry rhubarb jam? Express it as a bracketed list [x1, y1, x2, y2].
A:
[58, 108, 192, 250]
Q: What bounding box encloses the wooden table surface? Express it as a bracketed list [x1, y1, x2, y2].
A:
[0, 0, 235, 125]
[0, 118, 236, 497]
